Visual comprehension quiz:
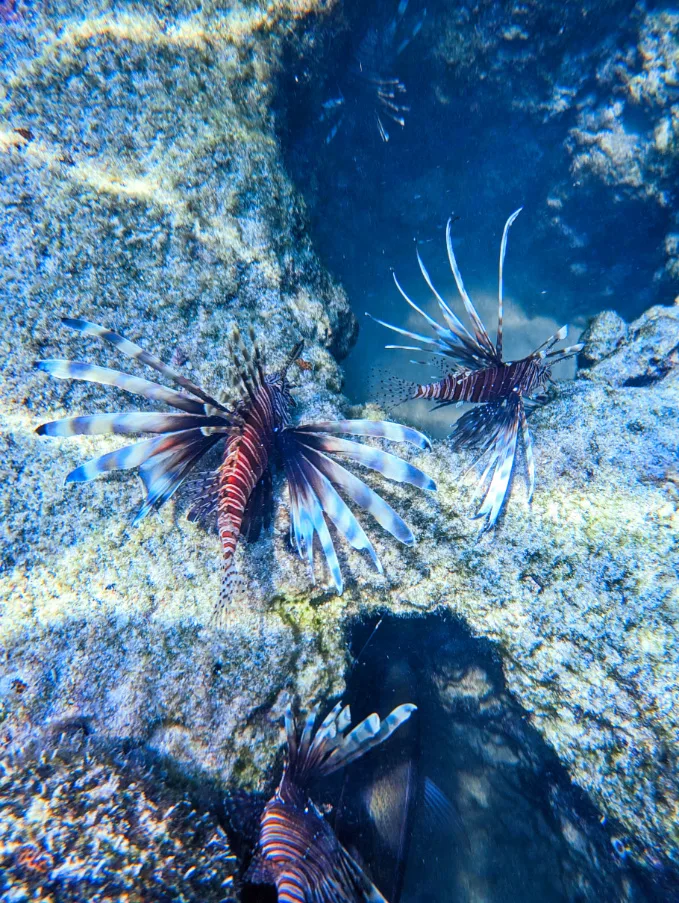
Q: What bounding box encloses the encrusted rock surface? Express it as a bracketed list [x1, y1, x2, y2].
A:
[0, 732, 238, 902]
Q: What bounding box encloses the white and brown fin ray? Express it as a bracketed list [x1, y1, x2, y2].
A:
[294, 419, 431, 450]
[61, 318, 227, 410]
[280, 420, 435, 592]
[285, 701, 417, 786]
[287, 452, 343, 592]
[497, 208, 522, 359]
[451, 396, 523, 531]
[543, 342, 586, 364]
[35, 361, 208, 414]
[292, 431, 435, 490]
[227, 324, 264, 401]
[414, 248, 491, 368]
[36, 411, 226, 438]
[445, 218, 499, 361]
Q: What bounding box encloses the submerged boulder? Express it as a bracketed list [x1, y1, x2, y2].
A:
[1, 0, 679, 893]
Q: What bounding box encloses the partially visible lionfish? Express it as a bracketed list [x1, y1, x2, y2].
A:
[246, 700, 416, 902]
[322, 0, 426, 144]
[35, 319, 435, 613]
[369, 209, 584, 530]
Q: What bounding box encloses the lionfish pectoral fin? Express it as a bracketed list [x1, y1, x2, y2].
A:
[472, 403, 521, 529]
[59, 318, 227, 410]
[34, 360, 209, 415]
[283, 428, 422, 545]
[293, 429, 435, 491]
[296, 419, 432, 451]
[281, 421, 434, 593]
[451, 398, 521, 530]
[285, 450, 342, 592]
[133, 433, 223, 524]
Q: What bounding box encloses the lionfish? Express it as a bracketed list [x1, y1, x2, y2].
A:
[246, 700, 416, 902]
[322, 0, 426, 144]
[35, 319, 435, 611]
[369, 209, 584, 530]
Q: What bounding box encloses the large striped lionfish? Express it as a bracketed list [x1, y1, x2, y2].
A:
[35, 319, 435, 611]
[322, 0, 425, 144]
[246, 700, 416, 902]
[370, 209, 584, 530]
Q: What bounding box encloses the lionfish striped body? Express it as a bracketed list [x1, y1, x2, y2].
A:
[212, 365, 294, 603]
[35, 320, 435, 615]
[248, 701, 416, 902]
[370, 209, 585, 530]
[411, 357, 546, 406]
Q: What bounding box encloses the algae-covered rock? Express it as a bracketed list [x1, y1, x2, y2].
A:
[2, 0, 679, 889]
[0, 0, 353, 875]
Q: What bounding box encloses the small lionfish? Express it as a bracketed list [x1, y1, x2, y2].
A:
[322, 0, 426, 144]
[35, 319, 435, 612]
[369, 209, 584, 530]
[246, 700, 416, 902]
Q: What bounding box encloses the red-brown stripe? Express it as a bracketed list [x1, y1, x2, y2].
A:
[414, 357, 544, 406]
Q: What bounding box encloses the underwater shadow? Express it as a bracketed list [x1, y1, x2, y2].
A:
[334, 611, 678, 903]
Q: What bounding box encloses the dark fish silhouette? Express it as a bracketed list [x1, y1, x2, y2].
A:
[322, 0, 426, 144]
[247, 701, 417, 902]
[35, 319, 436, 614]
[369, 209, 584, 530]
[335, 657, 464, 903]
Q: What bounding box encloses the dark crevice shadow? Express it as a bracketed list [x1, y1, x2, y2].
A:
[334, 611, 679, 903]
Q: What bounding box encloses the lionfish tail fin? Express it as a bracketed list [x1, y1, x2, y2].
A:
[285, 701, 416, 787]
[370, 368, 419, 410]
[213, 559, 246, 623]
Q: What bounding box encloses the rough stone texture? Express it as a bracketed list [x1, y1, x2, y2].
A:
[579, 300, 679, 386]
[2, 0, 679, 892]
[0, 732, 238, 902]
[0, 1, 354, 891]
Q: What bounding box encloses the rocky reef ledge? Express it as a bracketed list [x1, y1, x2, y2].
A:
[1, 0, 678, 891]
